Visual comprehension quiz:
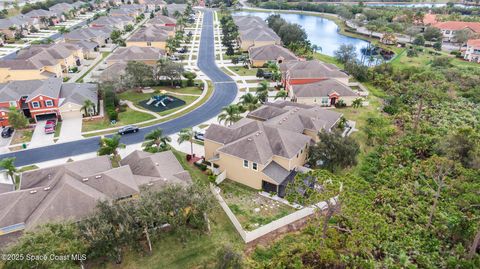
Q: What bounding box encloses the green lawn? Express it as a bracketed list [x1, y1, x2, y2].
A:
[390, 48, 479, 69]
[82, 107, 155, 132]
[11, 128, 33, 145]
[313, 52, 344, 69]
[54, 122, 62, 138]
[223, 66, 259, 76]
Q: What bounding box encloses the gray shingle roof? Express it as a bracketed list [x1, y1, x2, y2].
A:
[280, 60, 348, 80]
[291, 79, 357, 98]
[127, 25, 170, 42]
[239, 26, 280, 43]
[262, 161, 291, 184]
[60, 83, 98, 106]
[64, 26, 112, 41]
[248, 44, 297, 62]
[147, 15, 177, 25]
[108, 46, 165, 62]
[233, 15, 267, 30]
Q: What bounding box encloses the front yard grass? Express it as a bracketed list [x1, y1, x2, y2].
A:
[82, 107, 155, 132]
[54, 122, 62, 138]
[220, 179, 296, 231]
[11, 128, 33, 145]
[223, 66, 259, 76]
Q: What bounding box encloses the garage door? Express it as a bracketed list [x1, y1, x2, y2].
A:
[35, 113, 57, 121]
[61, 111, 82, 120]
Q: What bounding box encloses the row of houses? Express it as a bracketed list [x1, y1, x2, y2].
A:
[205, 101, 342, 196]
[0, 150, 191, 247]
[0, 78, 98, 126]
[233, 15, 361, 107]
[423, 13, 480, 63]
[0, 1, 90, 40]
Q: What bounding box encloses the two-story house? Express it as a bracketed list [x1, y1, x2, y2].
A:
[432, 21, 480, 42]
[233, 16, 281, 51]
[205, 101, 342, 195]
[0, 78, 98, 125]
[463, 39, 480, 63]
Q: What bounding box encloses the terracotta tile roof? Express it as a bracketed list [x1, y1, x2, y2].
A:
[433, 21, 480, 33]
[467, 39, 480, 47]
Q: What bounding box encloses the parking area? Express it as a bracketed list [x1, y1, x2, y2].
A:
[29, 121, 54, 148]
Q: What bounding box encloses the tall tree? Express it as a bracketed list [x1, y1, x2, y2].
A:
[98, 134, 125, 162]
[239, 93, 260, 112]
[0, 157, 16, 186]
[144, 128, 171, 153]
[177, 127, 194, 156]
[217, 104, 242, 126]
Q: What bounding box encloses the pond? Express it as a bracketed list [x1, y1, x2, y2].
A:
[234, 11, 382, 64]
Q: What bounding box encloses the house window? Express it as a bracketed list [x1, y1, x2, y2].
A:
[321, 97, 329, 106]
[31, 101, 40, 108]
[243, 160, 249, 168]
[147, 41, 152, 46]
[252, 162, 258, 171]
[45, 100, 54, 107]
[445, 30, 450, 34]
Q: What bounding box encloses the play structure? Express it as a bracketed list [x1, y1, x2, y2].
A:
[145, 95, 175, 107]
[139, 94, 186, 113]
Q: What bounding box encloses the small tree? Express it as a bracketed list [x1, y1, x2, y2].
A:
[334, 44, 357, 64]
[433, 41, 442, 51]
[7, 107, 28, 129]
[0, 157, 16, 186]
[217, 104, 242, 126]
[81, 99, 96, 118]
[144, 128, 171, 153]
[274, 90, 288, 100]
[182, 71, 197, 87]
[256, 68, 264, 78]
[413, 34, 425, 46]
[98, 134, 125, 163]
[352, 98, 363, 108]
[177, 127, 194, 156]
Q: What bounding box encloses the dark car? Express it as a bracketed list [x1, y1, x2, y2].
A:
[118, 125, 139, 135]
[1, 127, 14, 138]
[194, 131, 204, 141]
[44, 119, 56, 134]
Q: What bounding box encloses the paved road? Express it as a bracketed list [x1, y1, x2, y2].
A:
[0, 9, 238, 167]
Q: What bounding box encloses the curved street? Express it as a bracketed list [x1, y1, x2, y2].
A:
[0, 9, 238, 167]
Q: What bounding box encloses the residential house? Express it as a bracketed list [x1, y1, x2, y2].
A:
[49, 2, 76, 19]
[0, 43, 84, 83]
[248, 44, 298, 67]
[98, 61, 127, 83]
[24, 9, 60, 28]
[280, 60, 350, 89]
[0, 78, 98, 125]
[164, 4, 186, 16]
[110, 5, 146, 18]
[0, 150, 191, 247]
[90, 15, 135, 30]
[67, 40, 100, 59]
[64, 26, 112, 46]
[463, 39, 480, 63]
[0, 17, 28, 39]
[288, 79, 359, 106]
[145, 14, 176, 27]
[143, 0, 166, 12]
[205, 101, 342, 193]
[237, 25, 281, 51]
[233, 15, 268, 30]
[107, 46, 165, 66]
[432, 21, 480, 42]
[126, 25, 173, 49]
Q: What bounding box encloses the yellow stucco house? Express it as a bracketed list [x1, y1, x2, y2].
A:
[126, 25, 173, 50]
[0, 43, 83, 83]
[205, 101, 342, 195]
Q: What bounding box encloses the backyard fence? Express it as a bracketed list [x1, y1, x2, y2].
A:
[210, 183, 334, 243]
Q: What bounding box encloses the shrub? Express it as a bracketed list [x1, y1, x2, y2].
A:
[107, 108, 118, 121]
[335, 100, 347, 108]
[256, 68, 265, 78]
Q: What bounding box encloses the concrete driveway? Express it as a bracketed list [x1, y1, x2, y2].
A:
[29, 121, 54, 148]
[58, 113, 83, 142]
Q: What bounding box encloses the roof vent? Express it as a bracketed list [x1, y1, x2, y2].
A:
[247, 138, 252, 141]
[147, 182, 154, 186]
[155, 163, 159, 166]
[29, 190, 37, 194]
[43, 187, 51, 191]
[95, 175, 102, 179]
[82, 178, 89, 182]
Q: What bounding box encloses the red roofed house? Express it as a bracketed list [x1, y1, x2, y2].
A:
[432, 21, 480, 42]
[463, 39, 480, 63]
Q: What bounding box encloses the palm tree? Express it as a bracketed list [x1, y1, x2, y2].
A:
[98, 134, 125, 162]
[352, 98, 363, 108]
[81, 99, 96, 118]
[217, 104, 242, 126]
[177, 128, 194, 156]
[144, 128, 171, 153]
[311, 44, 322, 53]
[274, 90, 288, 100]
[256, 80, 269, 103]
[0, 157, 17, 186]
[257, 80, 268, 92]
[240, 93, 260, 112]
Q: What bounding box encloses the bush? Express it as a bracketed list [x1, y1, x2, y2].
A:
[194, 162, 207, 171]
[431, 56, 452, 68]
[335, 100, 347, 108]
[256, 68, 265, 78]
[107, 108, 118, 121]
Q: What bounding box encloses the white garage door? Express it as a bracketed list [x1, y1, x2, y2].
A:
[61, 111, 82, 120]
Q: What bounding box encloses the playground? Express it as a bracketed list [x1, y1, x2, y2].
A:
[138, 95, 186, 113]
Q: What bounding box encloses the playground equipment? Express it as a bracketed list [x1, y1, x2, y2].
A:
[146, 95, 175, 107]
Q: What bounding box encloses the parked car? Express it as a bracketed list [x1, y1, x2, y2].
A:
[263, 72, 272, 79]
[118, 125, 139, 135]
[194, 131, 204, 141]
[44, 119, 56, 134]
[169, 55, 179, 61]
[1, 127, 14, 138]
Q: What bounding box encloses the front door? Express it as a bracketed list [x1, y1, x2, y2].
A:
[262, 180, 278, 194]
[330, 97, 337, 106]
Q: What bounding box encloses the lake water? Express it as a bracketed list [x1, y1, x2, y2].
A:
[234, 11, 374, 63]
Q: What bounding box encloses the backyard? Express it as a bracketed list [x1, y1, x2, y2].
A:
[219, 179, 297, 231]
